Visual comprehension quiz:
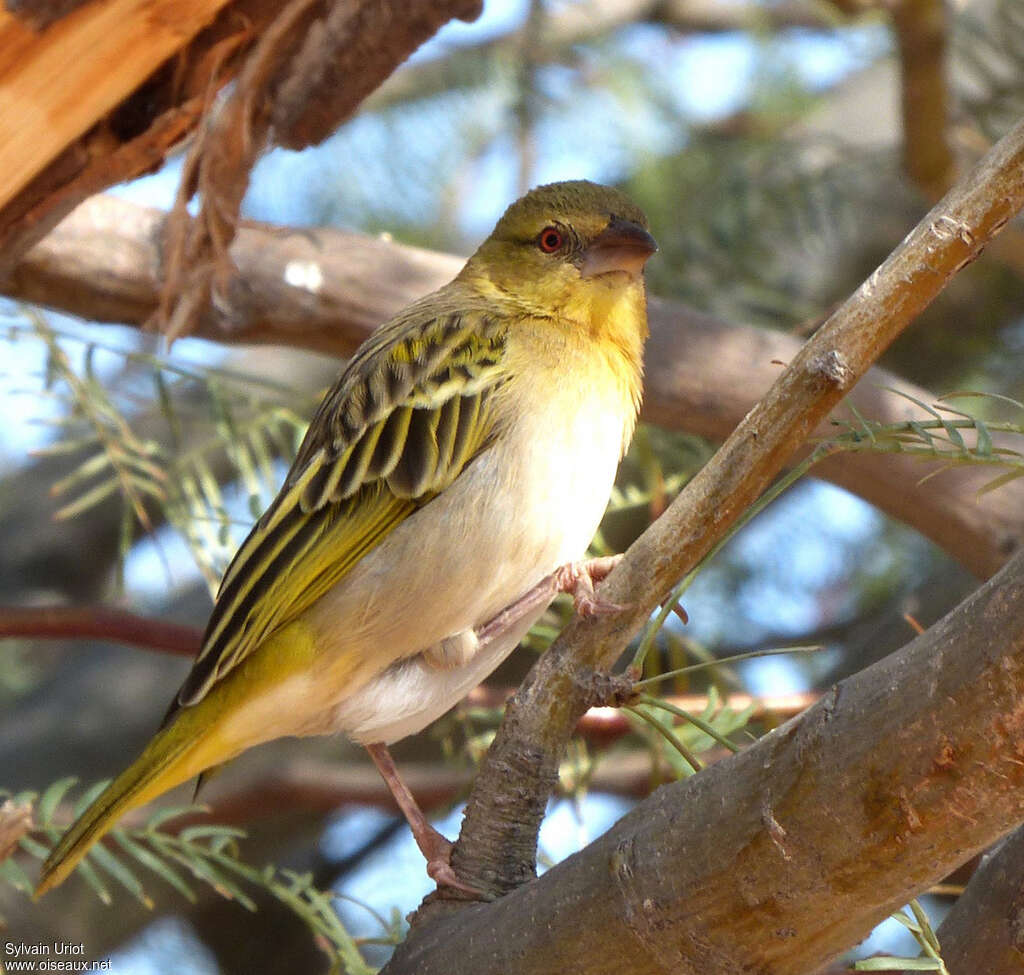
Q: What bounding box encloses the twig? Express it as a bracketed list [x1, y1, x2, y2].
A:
[463, 686, 819, 741]
[0, 605, 201, 656]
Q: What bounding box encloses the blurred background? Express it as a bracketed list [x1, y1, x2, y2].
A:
[2, 0, 1024, 970]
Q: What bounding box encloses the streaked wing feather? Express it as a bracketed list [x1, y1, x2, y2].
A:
[174, 305, 508, 711]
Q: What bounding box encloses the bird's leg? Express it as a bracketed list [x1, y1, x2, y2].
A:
[475, 554, 625, 648]
[422, 630, 480, 670]
[422, 554, 623, 672]
[378, 560, 624, 889]
[364, 742, 477, 895]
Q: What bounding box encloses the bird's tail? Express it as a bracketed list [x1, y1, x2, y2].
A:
[35, 703, 230, 898]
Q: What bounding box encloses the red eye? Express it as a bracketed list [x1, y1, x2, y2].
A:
[538, 227, 564, 253]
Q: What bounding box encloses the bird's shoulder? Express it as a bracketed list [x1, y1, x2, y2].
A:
[282, 288, 523, 513]
[173, 292, 518, 711]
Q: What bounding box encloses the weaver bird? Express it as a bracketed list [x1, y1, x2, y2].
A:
[37, 180, 656, 896]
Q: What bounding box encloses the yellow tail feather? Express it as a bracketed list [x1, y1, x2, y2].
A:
[35, 621, 319, 899]
[35, 707, 227, 898]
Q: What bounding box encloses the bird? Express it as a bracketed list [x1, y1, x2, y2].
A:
[36, 179, 657, 897]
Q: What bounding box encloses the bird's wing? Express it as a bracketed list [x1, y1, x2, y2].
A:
[173, 305, 509, 711]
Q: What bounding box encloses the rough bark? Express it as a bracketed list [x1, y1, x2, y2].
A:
[0, 0, 233, 212]
[7, 194, 1023, 578]
[388, 548, 1024, 975]
[0, 0, 481, 285]
[937, 822, 1024, 974]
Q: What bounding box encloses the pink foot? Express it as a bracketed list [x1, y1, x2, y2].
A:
[553, 555, 625, 617]
[423, 839, 480, 896]
[366, 743, 480, 896]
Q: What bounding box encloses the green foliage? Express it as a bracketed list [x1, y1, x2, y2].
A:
[852, 899, 949, 973]
[825, 391, 1024, 493]
[625, 686, 754, 776]
[1, 779, 382, 974]
[7, 310, 313, 592]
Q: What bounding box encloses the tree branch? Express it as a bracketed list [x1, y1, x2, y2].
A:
[385, 547, 1024, 975]
[7, 194, 1023, 577]
[0, 605, 200, 656]
[0, 0, 233, 213]
[156, 0, 482, 341]
[0, 0, 282, 274]
[935, 822, 1024, 974]
[0, 601, 813, 764]
[0, 0, 481, 294]
[892, 0, 955, 199]
[442, 113, 1024, 902]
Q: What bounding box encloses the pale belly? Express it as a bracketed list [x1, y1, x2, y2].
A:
[228, 376, 634, 748]
[321, 377, 629, 742]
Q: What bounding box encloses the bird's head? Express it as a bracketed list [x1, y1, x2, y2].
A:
[460, 180, 657, 333]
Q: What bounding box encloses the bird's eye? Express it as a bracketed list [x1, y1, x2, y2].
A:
[537, 227, 564, 253]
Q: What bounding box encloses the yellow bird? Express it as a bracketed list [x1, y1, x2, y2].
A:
[37, 180, 656, 896]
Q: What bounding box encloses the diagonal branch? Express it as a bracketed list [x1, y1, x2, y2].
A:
[443, 113, 1024, 901]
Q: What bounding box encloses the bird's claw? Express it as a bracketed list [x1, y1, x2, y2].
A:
[554, 555, 628, 617]
[426, 855, 482, 897]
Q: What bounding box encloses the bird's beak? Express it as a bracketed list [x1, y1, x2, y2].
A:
[579, 216, 658, 278]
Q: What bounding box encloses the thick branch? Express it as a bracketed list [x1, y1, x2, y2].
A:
[445, 114, 1024, 899]
[0, 0, 285, 274]
[0, 0, 232, 213]
[8, 195, 1023, 577]
[935, 822, 1024, 974]
[386, 548, 1024, 975]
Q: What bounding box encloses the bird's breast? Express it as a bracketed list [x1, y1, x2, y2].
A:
[494, 375, 629, 577]
[298, 353, 636, 731]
